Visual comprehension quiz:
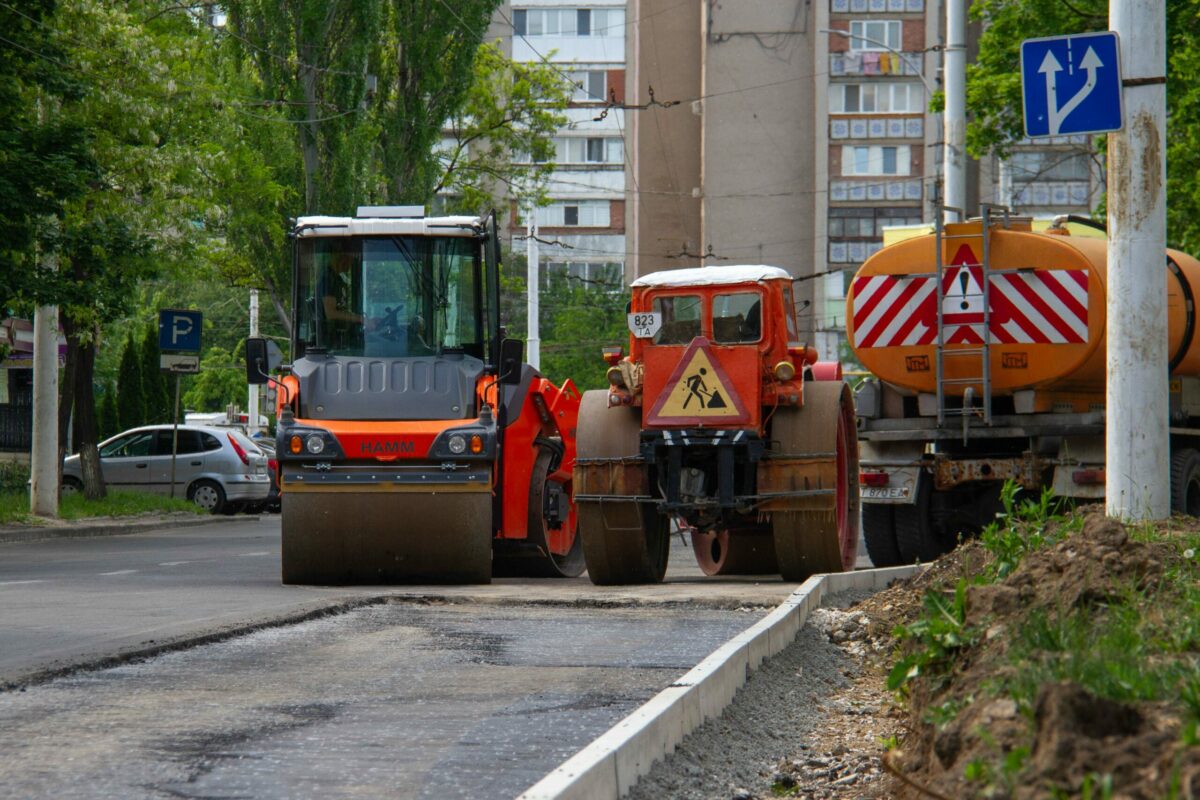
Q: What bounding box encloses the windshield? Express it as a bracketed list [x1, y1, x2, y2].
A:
[295, 235, 483, 358]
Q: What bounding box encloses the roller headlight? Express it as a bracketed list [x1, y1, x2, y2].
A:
[773, 360, 797, 382]
[305, 434, 325, 455]
[447, 434, 467, 454]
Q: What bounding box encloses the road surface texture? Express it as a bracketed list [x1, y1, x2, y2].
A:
[0, 600, 758, 799]
[0, 516, 840, 687]
[0, 517, 876, 797]
[626, 589, 879, 800]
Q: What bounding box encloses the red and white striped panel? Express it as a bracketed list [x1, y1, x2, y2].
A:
[990, 270, 1089, 344]
[850, 275, 938, 348]
[851, 270, 1088, 348]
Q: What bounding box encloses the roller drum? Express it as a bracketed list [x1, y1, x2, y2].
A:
[281, 488, 492, 585]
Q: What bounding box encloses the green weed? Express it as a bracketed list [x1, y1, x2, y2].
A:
[0, 489, 202, 523]
[888, 578, 976, 694]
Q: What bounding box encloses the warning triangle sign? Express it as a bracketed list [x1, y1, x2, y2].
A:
[646, 337, 750, 425]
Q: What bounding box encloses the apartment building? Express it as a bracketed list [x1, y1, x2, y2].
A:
[507, 0, 630, 287]
[623, 0, 1104, 360]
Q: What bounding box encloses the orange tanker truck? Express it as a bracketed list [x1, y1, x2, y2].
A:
[575, 265, 860, 583]
[246, 207, 583, 584]
[847, 209, 1200, 566]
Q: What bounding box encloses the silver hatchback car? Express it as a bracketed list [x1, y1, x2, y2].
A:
[62, 425, 272, 514]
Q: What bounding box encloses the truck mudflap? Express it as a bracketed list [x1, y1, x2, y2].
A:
[279, 466, 492, 585]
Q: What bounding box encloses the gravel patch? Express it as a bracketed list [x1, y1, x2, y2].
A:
[626, 589, 875, 800]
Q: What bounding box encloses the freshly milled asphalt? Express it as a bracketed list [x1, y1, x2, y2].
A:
[0, 515, 873, 798]
[0, 596, 759, 798]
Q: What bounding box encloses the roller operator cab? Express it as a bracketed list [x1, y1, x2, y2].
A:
[246, 208, 583, 585]
[573, 265, 860, 584]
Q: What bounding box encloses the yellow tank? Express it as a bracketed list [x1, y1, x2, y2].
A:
[845, 219, 1200, 396]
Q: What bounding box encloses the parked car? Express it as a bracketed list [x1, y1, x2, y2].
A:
[62, 425, 272, 514]
[250, 437, 280, 513]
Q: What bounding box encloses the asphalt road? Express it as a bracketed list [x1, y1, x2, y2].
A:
[0, 517, 801, 799]
[0, 516, 859, 686]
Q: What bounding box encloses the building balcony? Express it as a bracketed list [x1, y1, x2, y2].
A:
[831, 116, 923, 140]
[829, 51, 924, 77]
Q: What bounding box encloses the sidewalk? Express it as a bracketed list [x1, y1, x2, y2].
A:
[0, 513, 254, 545]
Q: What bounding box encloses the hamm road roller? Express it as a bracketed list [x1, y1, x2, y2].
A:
[574, 265, 860, 584]
[246, 207, 583, 584]
[849, 209, 1200, 566]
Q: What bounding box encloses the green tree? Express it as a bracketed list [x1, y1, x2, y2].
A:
[217, 1, 569, 332]
[97, 382, 118, 441]
[117, 330, 146, 431]
[139, 325, 170, 425]
[965, 0, 1200, 250]
[182, 346, 247, 413]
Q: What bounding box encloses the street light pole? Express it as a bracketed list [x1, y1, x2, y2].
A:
[943, 0, 967, 223]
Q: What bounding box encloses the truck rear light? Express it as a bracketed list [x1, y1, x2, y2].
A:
[1072, 469, 1105, 485]
[860, 471, 889, 487]
[602, 346, 623, 365]
[227, 433, 250, 466]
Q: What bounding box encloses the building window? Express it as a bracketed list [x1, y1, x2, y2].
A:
[849, 20, 901, 51]
[569, 70, 606, 102]
[842, 145, 911, 176]
[536, 200, 611, 228]
[543, 261, 622, 289]
[829, 82, 923, 114]
[529, 137, 623, 164]
[828, 207, 923, 263]
[1008, 150, 1092, 183]
[513, 8, 625, 37]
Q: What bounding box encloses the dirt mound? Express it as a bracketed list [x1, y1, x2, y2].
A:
[875, 510, 1200, 799]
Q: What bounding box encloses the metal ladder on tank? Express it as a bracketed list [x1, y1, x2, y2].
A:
[934, 205, 1008, 432]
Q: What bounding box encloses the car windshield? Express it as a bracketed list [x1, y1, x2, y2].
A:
[295, 235, 483, 359]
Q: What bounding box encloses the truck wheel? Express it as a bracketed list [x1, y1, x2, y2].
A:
[894, 478, 943, 563]
[576, 390, 669, 585]
[1171, 448, 1200, 516]
[690, 524, 779, 575]
[862, 503, 902, 567]
[770, 382, 860, 581]
[519, 447, 586, 578]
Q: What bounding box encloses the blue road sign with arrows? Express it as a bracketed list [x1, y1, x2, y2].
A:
[1020, 31, 1122, 138]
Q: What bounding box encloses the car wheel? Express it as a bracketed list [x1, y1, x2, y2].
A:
[62, 477, 83, 496]
[188, 480, 226, 515]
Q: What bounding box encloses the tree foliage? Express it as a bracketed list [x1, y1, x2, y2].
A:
[182, 346, 247, 413]
[966, 0, 1200, 250]
[117, 330, 146, 431]
[140, 325, 171, 424]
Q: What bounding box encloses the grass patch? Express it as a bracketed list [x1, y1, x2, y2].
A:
[0, 488, 202, 524]
[887, 482, 1200, 797]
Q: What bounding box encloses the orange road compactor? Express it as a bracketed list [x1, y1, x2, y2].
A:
[247, 208, 582, 584]
[574, 265, 861, 584]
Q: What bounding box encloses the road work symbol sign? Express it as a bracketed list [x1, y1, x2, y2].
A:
[1020, 31, 1122, 137]
[647, 337, 749, 425]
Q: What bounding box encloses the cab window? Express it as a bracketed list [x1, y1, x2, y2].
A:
[712, 292, 762, 343]
[782, 283, 798, 341]
[100, 432, 154, 458]
[652, 294, 702, 344]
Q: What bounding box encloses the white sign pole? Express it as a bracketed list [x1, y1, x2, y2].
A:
[942, 0, 966, 223]
[248, 289, 259, 434]
[526, 206, 540, 370]
[1107, 0, 1168, 520]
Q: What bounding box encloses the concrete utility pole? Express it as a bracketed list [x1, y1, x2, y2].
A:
[942, 0, 966, 223]
[30, 302, 59, 517]
[526, 207, 540, 370]
[248, 289, 259, 435]
[1106, 0, 1168, 520]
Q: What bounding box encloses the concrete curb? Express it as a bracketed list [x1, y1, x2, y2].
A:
[517, 565, 921, 800]
[0, 514, 256, 545]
